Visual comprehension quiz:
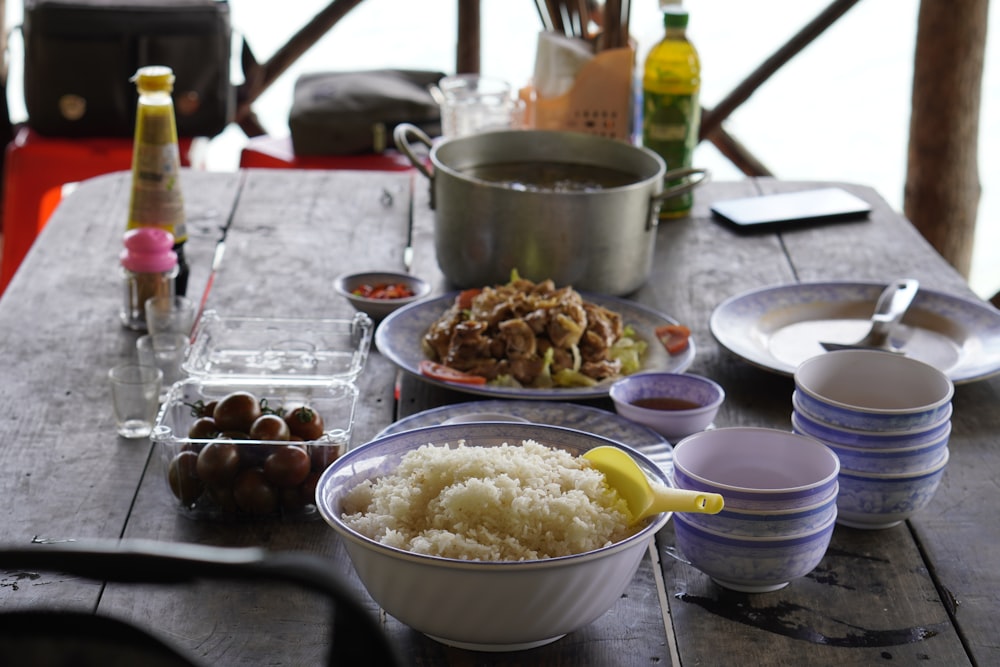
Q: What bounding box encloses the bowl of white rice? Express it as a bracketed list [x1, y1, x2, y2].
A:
[315, 421, 672, 652]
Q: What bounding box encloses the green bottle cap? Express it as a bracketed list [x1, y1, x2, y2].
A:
[664, 8, 689, 29]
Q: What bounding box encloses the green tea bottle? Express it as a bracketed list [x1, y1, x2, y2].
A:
[642, 6, 701, 218]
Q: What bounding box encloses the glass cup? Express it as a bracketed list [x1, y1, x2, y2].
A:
[109, 363, 163, 439]
[136, 332, 190, 403]
[436, 74, 519, 137]
[145, 294, 197, 337]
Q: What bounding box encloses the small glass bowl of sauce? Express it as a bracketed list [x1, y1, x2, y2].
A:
[610, 373, 725, 442]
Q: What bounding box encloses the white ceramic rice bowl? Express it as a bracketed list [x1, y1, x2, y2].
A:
[315, 422, 672, 651]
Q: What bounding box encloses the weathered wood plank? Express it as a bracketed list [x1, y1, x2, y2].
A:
[95, 169, 410, 663]
[0, 170, 238, 611]
[651, 180, 980, 666]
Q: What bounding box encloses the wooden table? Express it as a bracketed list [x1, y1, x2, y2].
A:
[0, 168, 996, 666]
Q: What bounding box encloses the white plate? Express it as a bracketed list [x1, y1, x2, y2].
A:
[376, 400, 673, 474]
[710, 281, 1000, 384]
[376, 292, 695, 400]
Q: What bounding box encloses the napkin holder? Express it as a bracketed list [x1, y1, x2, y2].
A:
[520, 47, 634, 141]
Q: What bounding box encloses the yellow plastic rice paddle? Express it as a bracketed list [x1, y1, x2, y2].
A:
[584, 446, 725, 525]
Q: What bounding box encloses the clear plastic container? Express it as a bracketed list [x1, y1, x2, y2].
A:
[184, 310, 373, 383]
[153, 377, 358, 521]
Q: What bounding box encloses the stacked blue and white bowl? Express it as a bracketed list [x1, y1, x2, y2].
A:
[793, 350, 954, 529]
[671, 427, 841, 593]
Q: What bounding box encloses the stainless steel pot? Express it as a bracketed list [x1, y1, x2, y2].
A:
[395, 124, 706, 295]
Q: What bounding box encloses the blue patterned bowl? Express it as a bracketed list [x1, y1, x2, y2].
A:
[674, 480, 838, 537]
[794, 350, 953, 432]
[672, 427, 840, 511]
[793, 412, 950, 475]
[673, 511, 836, 593]
[791, 394, 952, 447]
[835, 450, 949, 529]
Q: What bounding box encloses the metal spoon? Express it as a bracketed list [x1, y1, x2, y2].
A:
[583, 446, 724, 526]
[820, 278, 919, 353]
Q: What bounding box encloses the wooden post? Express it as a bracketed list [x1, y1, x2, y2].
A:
[904, 0, 989, 277]
[1, 0, 11, 234]
[456, 0, 481, 74]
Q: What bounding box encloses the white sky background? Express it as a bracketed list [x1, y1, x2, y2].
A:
[5, 0, 998, 298]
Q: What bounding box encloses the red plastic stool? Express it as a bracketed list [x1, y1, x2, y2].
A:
[239, 134, 416, 171]
[0, 126, 194, 294]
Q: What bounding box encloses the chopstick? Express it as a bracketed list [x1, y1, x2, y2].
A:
[619, 0, 631, 46]
[544, 0, 566, 35]
[603, 0, 621, 49]
[535, 0, 555, 32]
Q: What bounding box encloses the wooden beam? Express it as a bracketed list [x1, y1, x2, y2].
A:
[234, 0, 366, 133]
[699, 0, 863, 141]
[456, 0, 481, 74]
[701, 113, 774, 178]
[904, 0, 988, 277]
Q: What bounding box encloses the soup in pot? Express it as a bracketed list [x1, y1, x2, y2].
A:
[463, 161, 640, 193]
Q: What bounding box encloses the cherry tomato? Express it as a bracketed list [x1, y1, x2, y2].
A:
[195, 440, 241, 486]
[233, 468, 278, 515]
[206, 483, 239, 513]
[249, 414, 290, 441]
[168, 451, 203, 505]
[655, 324, 692, 355]
[188, 416, 220, 440]
[283, 404, 325, 441]
[280, 471, 321, 512]
[264, 445, 311, 488]
[418, 359, 488, 385]
[278, 472, 320, 512]
[309, 444, 341, 472]
[213, 391, 262, 433]
[185, 400, 218, 419]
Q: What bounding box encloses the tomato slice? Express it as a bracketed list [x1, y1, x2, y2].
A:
[655, 324, 692, 355]
[418, 360, 488, 385]
[456, 288, 482, 310]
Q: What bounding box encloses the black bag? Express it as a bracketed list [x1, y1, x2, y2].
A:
[22, 0, 234, 138]
[289, 69, 444, 156]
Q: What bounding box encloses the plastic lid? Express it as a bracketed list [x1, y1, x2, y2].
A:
[121, 228, 177, 273]
[664, 8, 689, 29]
[132, 66, 175, 92]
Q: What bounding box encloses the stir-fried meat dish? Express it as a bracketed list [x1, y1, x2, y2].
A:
[423, 277, 646, 388]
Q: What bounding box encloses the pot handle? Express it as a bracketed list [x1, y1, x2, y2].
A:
[393, 123, 435, 181]
[651, 167, 710, 206]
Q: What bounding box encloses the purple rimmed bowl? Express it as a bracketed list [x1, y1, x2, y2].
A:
[793, 411, 950, 475]
[794, 350, 953, 432]
[672, 427, 840, 512]
[791, 394, 952, 447]
[673, 511, 836, 593]
[836, 449, 949, 529]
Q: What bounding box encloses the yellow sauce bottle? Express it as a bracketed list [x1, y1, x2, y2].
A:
[642, 6, 701, 218]
[127, 66, 189, 295]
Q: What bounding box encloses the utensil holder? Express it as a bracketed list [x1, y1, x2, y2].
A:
[520, 47, 635, 141]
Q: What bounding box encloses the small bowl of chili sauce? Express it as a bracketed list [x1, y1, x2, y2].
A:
[334, 271, 431, 320]
[609, 372, 725, 442]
